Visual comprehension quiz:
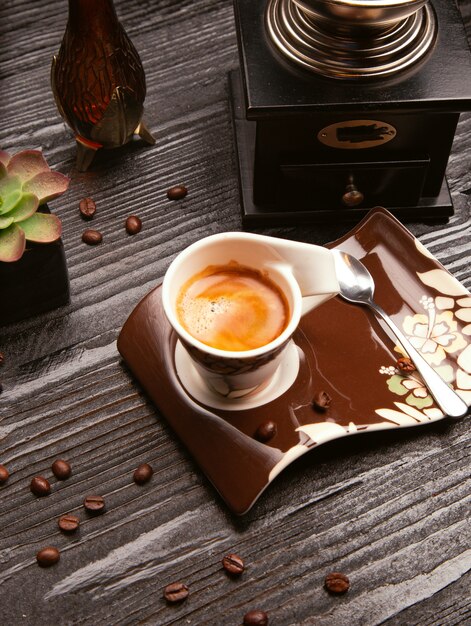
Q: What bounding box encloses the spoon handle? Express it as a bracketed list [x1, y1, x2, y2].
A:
[369, 301, 469, 419]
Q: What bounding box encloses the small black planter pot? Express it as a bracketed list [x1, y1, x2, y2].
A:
[0, 208, 70, 326]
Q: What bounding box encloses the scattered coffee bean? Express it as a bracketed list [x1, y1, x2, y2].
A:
[58, 514, 80, 533]
[312, 390, 332, 412]
[36, 546, 60, 567]
[51, 459, 72, 480]
[133, 463, 153, 485]
[125, 215, 142, 235]
[222, 553, 245, 576]
[82, 229, 102, 245]
[79, 197, 97, 220]
[30, 476, 51, 497]
[0, 464, 9, 484]
[255, 420, 277, 442]
[167, 185, 188, 200]
[83, 495, 105, 513]
[0, 351, 4, 365]
[0, 382, 3, 394]
[324, 571, 350, 594]
[243, 609, 269, 625]
[396, 357, 416, 373]
[163, 581, 189, 603]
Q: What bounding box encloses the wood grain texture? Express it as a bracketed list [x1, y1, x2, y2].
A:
[0, 1, 470, 624]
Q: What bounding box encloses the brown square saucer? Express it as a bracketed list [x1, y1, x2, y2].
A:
[117, 207, 471, 515]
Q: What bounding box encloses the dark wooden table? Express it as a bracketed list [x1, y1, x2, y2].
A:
[1, 1, 470, 624]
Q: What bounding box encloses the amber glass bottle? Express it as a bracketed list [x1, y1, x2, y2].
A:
[51, 0, 154, 170]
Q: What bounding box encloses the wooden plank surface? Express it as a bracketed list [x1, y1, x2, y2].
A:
[0, 1, 470, 624]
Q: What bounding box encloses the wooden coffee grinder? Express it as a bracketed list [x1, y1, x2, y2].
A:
[229, 0, 471, 224]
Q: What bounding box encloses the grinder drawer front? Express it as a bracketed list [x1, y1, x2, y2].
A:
[277, 158, 429, 210]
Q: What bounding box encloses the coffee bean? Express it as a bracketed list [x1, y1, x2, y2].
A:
[30, 476, 51, 497]
[0, 351, 4, 365]
[255, 420, 277, 442]
[312, 390, 332, 412]
[83, 495, 105, 513]
[82, 229, 102, 245]
[36, 546, 60, 567]
[243, 609, 269, 625]
[222, 553, 245, 576]
[0, 464, 9, 484]
[58, 514, 80, 533]
[167, 185, 188, 200]
[51, 459, 72, 480]
[79, 197, 96, 220]
[324, 571, 350, 594]
[125, 215, 142, 235]
[163, 581, 189, 603]
[133, 463, 153, 485]
[396, 357, 416, 373]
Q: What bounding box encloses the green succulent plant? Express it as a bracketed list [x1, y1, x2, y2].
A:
[0, 149, 69, 262]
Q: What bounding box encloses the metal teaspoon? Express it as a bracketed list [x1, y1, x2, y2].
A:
[332, 249, 469, 419]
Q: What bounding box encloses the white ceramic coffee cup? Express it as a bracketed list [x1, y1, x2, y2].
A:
[162, 232, 339, 399]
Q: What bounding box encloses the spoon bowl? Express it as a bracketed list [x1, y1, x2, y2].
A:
[332, 249, 377, 303]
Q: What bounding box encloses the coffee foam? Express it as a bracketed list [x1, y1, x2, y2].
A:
[179, 293, 231, 337]
[176, 265, 289, 351]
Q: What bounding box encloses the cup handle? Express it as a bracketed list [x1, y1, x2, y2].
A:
[264, 240, 339, 315]
[301, 293, 337, 315]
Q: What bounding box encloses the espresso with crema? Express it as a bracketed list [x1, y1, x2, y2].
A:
[176, 263, 289, 351]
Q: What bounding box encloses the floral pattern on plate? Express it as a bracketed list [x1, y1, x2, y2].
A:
[374, 253, 471, 426]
